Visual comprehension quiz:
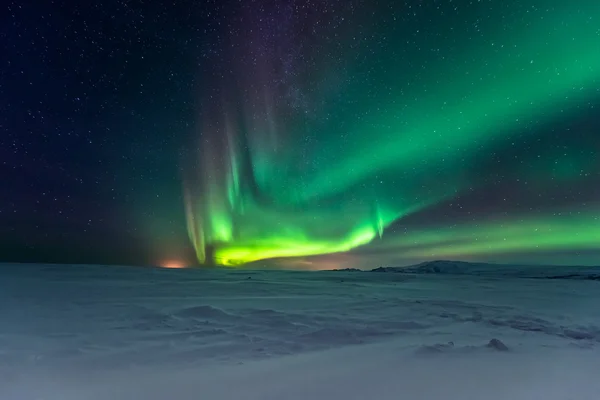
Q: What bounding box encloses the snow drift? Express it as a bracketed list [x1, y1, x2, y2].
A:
[1, 261, 599, 399]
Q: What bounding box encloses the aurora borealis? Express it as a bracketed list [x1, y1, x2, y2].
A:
[3, 0, 599, 268]
[183, 0, 600, 267]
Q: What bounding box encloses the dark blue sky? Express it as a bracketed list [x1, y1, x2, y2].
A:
[2, 0, 599, 268]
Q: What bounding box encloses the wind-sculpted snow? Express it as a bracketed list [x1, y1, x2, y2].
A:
[1, 262, 600, 399]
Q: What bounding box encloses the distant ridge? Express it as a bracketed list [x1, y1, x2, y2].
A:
[366, 260, 600, 281]
[330, 268, 362, 272]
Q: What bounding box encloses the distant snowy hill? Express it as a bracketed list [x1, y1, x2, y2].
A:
[368, 260, 600, 280]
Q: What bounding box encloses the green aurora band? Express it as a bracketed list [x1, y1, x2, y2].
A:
[185, 0, 600, 267]
[363, 210, 600, 260]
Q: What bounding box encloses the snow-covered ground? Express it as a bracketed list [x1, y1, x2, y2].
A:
[1, 262, 600, 399]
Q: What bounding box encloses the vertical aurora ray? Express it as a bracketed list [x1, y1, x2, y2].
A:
[185, 0, 600, 267]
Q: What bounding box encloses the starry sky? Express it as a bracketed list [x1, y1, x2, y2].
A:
[2, 0, 600, 269]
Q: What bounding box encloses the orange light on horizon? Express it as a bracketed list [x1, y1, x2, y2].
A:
[161, 261, 186, 269]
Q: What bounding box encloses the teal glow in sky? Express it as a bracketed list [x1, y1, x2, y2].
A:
[184, 0, 600, 268]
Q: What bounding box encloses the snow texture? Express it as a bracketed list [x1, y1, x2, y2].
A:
[1, 261, 600, 399]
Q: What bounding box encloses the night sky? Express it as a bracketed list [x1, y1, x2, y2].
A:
[2, 0, 600, 269]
